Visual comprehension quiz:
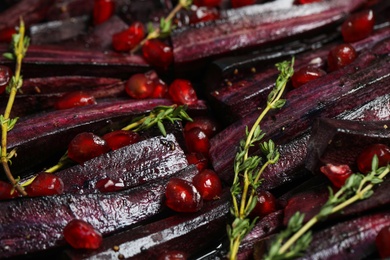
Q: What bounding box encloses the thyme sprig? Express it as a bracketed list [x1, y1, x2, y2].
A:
[1, 18, 29, 196]
[227, 58, 295, 260]
[130, 0, 192, 54]
[265, 155, 390, 260]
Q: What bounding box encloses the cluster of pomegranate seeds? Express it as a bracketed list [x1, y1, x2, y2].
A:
[54, 91, 96, 110]
[0, 65, 12, 94]
[356, 143, 390, 174]
[193, 0, 221, 7]
[158, 250, 188, 260]
[192, 169, 222, 200]
[93, 0, 115, 25]
[0, 180, 18, 200]
[291, 66, 327, 88]
[112, 22, 145, 52]
[63, 219, 102, 249]
[142, 39, 174, 69]
[231, 0, 255, 8]
[320, 163, 353, 188]
[68, 132, 110, 164]
[376, 225, 390, 259]
[249, 191, 278, 219]
[186, 152, 209, 172]
[25, 172, 64, 197]
[102, 130, 141, 150]
[327, 43, 357, 71]
[165, 178, 203, 212]
[341, 10, 374, 43]
[95, 178, 125, 192]
[168, 79, 198, 105]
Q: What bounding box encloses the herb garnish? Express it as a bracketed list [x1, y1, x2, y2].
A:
[227, 58, 295, 260]
[265, 155, 390, 260]
[1, 19, 29, 196]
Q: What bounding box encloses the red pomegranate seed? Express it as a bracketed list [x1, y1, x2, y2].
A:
[125, 73, 155, 99]
[112, 22, 145, 52]
[356, 144, 390, 174]
[168, 79, 198, 105]
[0, 180, 18, 200]
[192, 169, 222, 200]
[0, 27, 17, 43]
[95, 178, 125, 192]
[184, 128, 210, 157]
[249, 191, 278, 219]
[102, 130, 141, 150]
[0, 65, 12, 94]
[376, 225, 390, 259]
[291, 66, 326, 88]
[231, 0, 255, 8]
[158, 250, 188, 260]
[63, 219, 102, 249]
[150, 79, 168, 98]
[68, 132, 110, 164]
[186, 152, 209, 172]
[294, 0, 322, 4]
[341, 10, 374, 43]
[142, 39, 173, 69]
[25, 172, 64, 197]
[54, 91, 96, 110]
[165, 178, 203, 212]
[320, 163, 353, 188]
[193, 0, 221, 7]
[93, 0, 115, 25]
[189, 6, 220, 24]
[184, 116, 219, 138]
[327, 43, 357, 71]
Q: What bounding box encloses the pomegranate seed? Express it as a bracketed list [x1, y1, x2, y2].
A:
[327, 43, 357, 71]
[192, 169, 222, 200]
[125, 73, 155, 99]
[0, 65, 12, 94]
[54, 91, 96, 110]
[142, 39, 173, 69]
[184, 116, 219, 138]
[112, 22, 145, 52]
[102, 130, 141, 150]
[95, 178, 125, 192]
[186, 152, 209, 172]
[93, 0, 115, 25]
[294, 0, 322, 4]
[341, 10, 374, 43]
[231, 0, 255, 8]
[356, 144, 390, 174]
[184, 128, 210, 157]
[165, 178, 203, 212]
[0, 180, 18, 200]
[249, 191, 278, 219]
[63, 219, 102, 249]
[376, 225, 390, 259]
[158, 250, 188, 260]
[25, 172, 64, 197]
[0, 27, 17, 43]
[193, 0, 221, 7]
[68, 132, 110, 164]
[168, 79, 198, 105]
[150, 79, 168, 98]
[291, 66, 326, 88]
[189, 7, 220, 24]
[320, 163, 353, 188]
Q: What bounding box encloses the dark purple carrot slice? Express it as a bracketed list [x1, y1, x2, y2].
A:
[45, 0, 94, 21]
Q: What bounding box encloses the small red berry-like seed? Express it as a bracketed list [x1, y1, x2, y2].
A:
[294, 0, 322, 4]
[0, 65, 12, 94]
[102, 130, 141, 150]
[189, 6, 220, 24]
[95, 178, 125, 192]
[376, 225, 390, 259]
[184, 128, 210, 157]
[184, 116, 219, 138]
[125, 73, 155, 99]
[0, 27, 17, 43]
[341, 10, 374, 43]
[112, 22, 145, 52]
[320, 163, 353, 188]
[158, 250, 188, 260]
[231, 0, 255, 8]
[63, 219, 102, 249]
[165, 178, 203, 212]
[68, 132, 110, 164]
[150, 79, 168, 98]
[249, 191, 278, 219]
[186, 152, 209, 172]
[142, 39, 173, 69]
[357, 144, 390, 174]
[291, 66, 326, 88]
[54, 91, 96, 110]
[0, 180, 18, 200]
[168, 79, 198, 105]
[93, 0, 115, 25]
[193, 0, 221, 7]
[327, 43, 357, 71]
[25, 172, 64, 197]
[192, 169, 222, 200]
